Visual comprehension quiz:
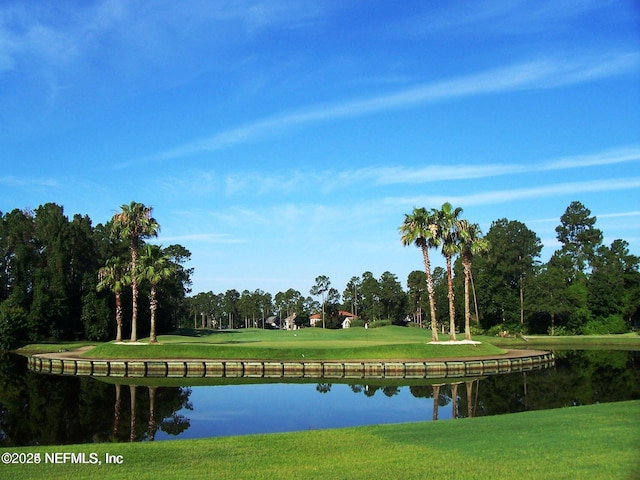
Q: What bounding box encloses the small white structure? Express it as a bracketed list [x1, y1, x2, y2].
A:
[339, 311, 357, 328]
[284, 313, 297, 330]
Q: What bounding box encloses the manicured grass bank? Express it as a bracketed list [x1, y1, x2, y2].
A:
[17, 328, 640, 360]
[14, 341, 96, 356]
[80, 327, 508, 360]
[491, 332, 640, 349]
[3, 401, 639, 480]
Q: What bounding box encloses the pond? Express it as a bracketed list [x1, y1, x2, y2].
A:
[1, 350, 638, 446]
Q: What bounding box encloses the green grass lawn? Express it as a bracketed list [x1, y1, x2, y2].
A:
[490, 331, 640, 349]
[3, 400, 639, 480]
[14, 341, 98, 356]
[79, 326, 508, 360]
[15, 326, 640, 361]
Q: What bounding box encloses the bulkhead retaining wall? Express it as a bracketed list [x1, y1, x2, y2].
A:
[28, 351, 555, 380]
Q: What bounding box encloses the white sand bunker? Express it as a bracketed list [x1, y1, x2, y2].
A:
[428, 340, 482, 345]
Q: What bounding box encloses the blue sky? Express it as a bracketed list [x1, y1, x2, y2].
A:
[1, 1, 639, 297]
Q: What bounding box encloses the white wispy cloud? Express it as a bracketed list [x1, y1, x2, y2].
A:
[153, 233, 247, 244]
[358, 145, 640, 186]
[400, 0, 619, 38]
[154, 144, 640, 197]
[540, 146, 640, 170]
[0, 1, 330, 75]
[385, 177, 640, 208]
[338, 164, 527, 186]
[138, 51, 640, 163]
[0, 175, 58, 188]
[597, 211, 640, 219]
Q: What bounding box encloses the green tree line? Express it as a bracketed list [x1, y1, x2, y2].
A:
[187, 200, 639, 337]
[2, 200, 638, 347]
[0, 202, 192, 349]
[401, 200, 640, 336]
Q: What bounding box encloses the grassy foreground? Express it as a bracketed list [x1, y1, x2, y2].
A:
[3, 401, 639, 480]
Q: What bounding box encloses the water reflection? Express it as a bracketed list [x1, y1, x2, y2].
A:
[1, 350, 638, 446]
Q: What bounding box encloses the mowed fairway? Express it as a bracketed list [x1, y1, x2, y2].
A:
[81, 326, 508, 360]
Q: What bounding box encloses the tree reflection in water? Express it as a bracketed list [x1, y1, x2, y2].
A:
[0, 353, 194, 446]
[347, 379, 478, 421]
[129, 385, 137, 442]
[148, 386, 157, 441]
[109, 383, 193, 442]
[113, 383, 121, 438]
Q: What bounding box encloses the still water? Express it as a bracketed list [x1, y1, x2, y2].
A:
[1, 350, 638, 446]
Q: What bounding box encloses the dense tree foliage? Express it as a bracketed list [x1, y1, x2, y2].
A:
[474, 219, 542, 329]
[2, 200, 638, 348]
[0, 203, 192, 349]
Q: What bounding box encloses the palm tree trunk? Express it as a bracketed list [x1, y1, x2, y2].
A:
[149, 286, 158, 343]
[446, 255, 457, 341]
[421, 246, 439, 342]
[115, 293, 123, 343]
[463, 259, 472, 340]
[130, 244, 138, 342]
[471, 271, 480, 323]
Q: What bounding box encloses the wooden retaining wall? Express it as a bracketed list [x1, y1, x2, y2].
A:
[28, 351, 554, 380]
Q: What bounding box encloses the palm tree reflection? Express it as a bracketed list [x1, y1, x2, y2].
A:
[109, 383, 192, 442]
[346, 379, 481, 421]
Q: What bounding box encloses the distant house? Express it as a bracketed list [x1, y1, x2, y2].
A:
[284, 313, 297, 330]
[339, 310, 358, 328]
[310, 311, 358, 328]
[265, 316, 280, 329]
[310, 313, 322, 327]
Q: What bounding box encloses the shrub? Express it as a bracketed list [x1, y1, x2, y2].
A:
[486, 324, 504, 337]
[486, 323, 526, 337]
[470, 324, 485, 336]
[349, 318, 365, 328]
[548, 325, 571, 336]
[567, 307, 593, 333]
[582, 315, 629, 335]
[370, 319, 392, 328]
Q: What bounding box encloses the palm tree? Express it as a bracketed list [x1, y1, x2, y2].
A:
[399, 207, 441, 342]
[97, 256, 129, 342]
[138, 244, 173, 343]
[437, 202, 463, 341]
[111, 202, 159, 342]
[457, 220, 490, 340]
